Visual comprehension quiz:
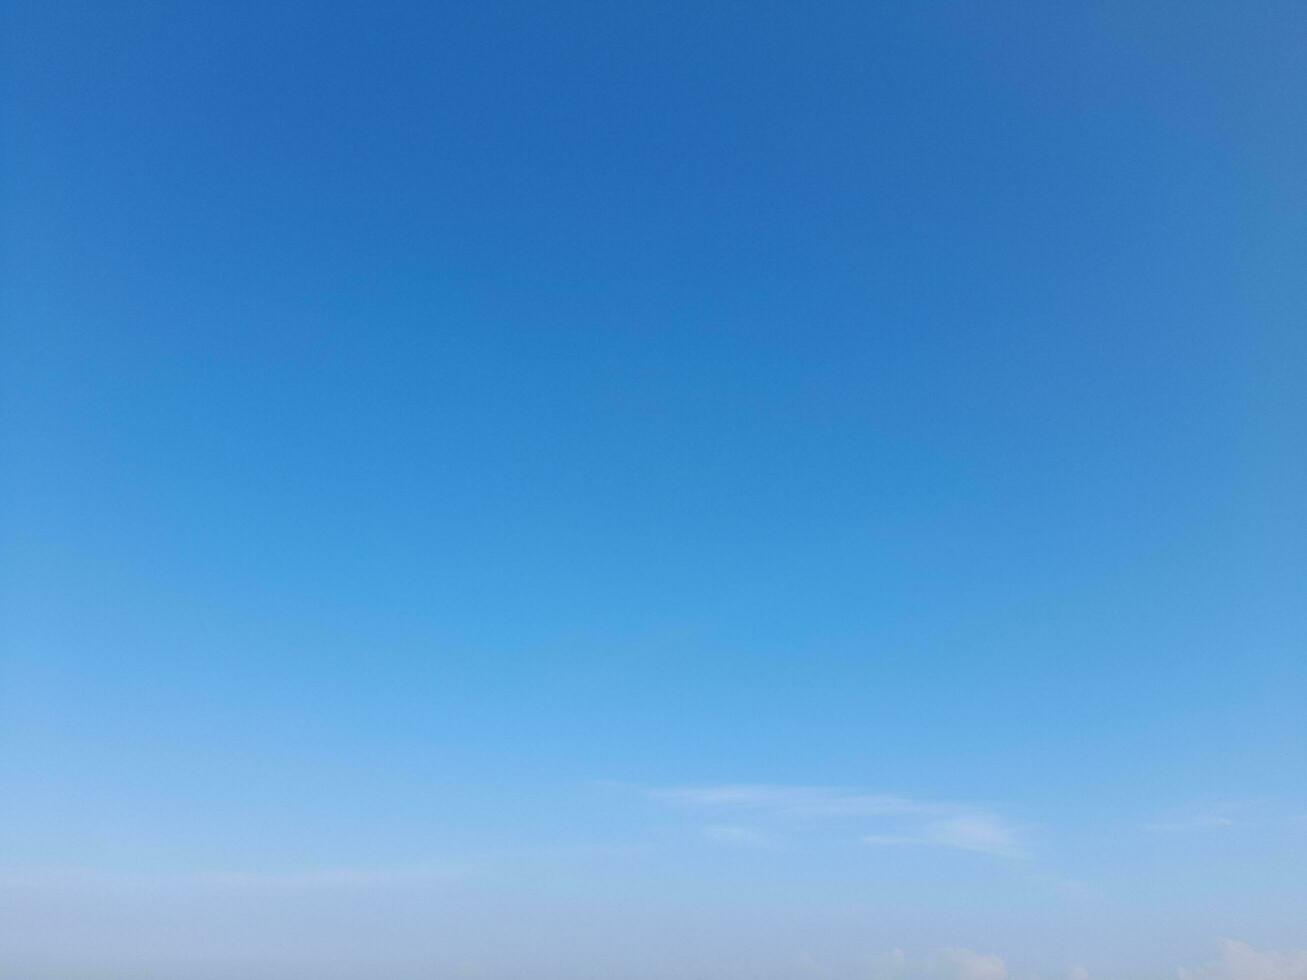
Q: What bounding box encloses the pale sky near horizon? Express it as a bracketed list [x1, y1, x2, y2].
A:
[2, 3, 1305, 978]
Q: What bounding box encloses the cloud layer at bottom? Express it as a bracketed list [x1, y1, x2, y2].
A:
[1178, 940, 1307, 980]
[3, 871, 1304, 980]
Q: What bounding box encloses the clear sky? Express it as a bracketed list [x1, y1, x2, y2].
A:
[2, 3, 1305, 978]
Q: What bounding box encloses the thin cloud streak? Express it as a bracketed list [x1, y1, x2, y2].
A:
[648, 784, 956, 817]
[864, 815, 1027, 858]
[648, 784, 1028, 858]
[701, 824, 777, 848]
[1144, 801, 1256, 833]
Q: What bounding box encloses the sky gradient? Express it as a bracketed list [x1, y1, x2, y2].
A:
[2, 2, 1306, 978]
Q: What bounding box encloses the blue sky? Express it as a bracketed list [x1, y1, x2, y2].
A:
[1, 2, 1305, 978]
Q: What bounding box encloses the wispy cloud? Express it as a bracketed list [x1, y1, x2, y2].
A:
[863, 947, 1009, 979]
[1144, 801, 1254, 833]
[1056, 941, 1307, 980]
[851, 943, 1307, 980]
[864, 814, 1027, 859]
[700, 824, 777, 848]
[931, 948, 1009, 980]
[647, 784, 1027, 858]
[649, 784, 954, 818]
[1178, 940, 1307, 980]
[653, 783, 961, 820]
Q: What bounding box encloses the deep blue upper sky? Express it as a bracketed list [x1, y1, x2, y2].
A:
[2, 3, 1305, 978]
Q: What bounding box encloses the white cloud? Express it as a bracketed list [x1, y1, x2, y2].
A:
[701, 824, 776, 848]
[933, 947, 1009, 979]
[864, 947, 1008, 979]
[863, 946, 1307, 980]
[1178, 940, 1307, 980]
[1144, 802, 1253, 832]
[649, 784, 951, 817]
[649, 783, 1028, 859]
[922, 815, 1026, 858]
[863, 815, 1025, 858]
